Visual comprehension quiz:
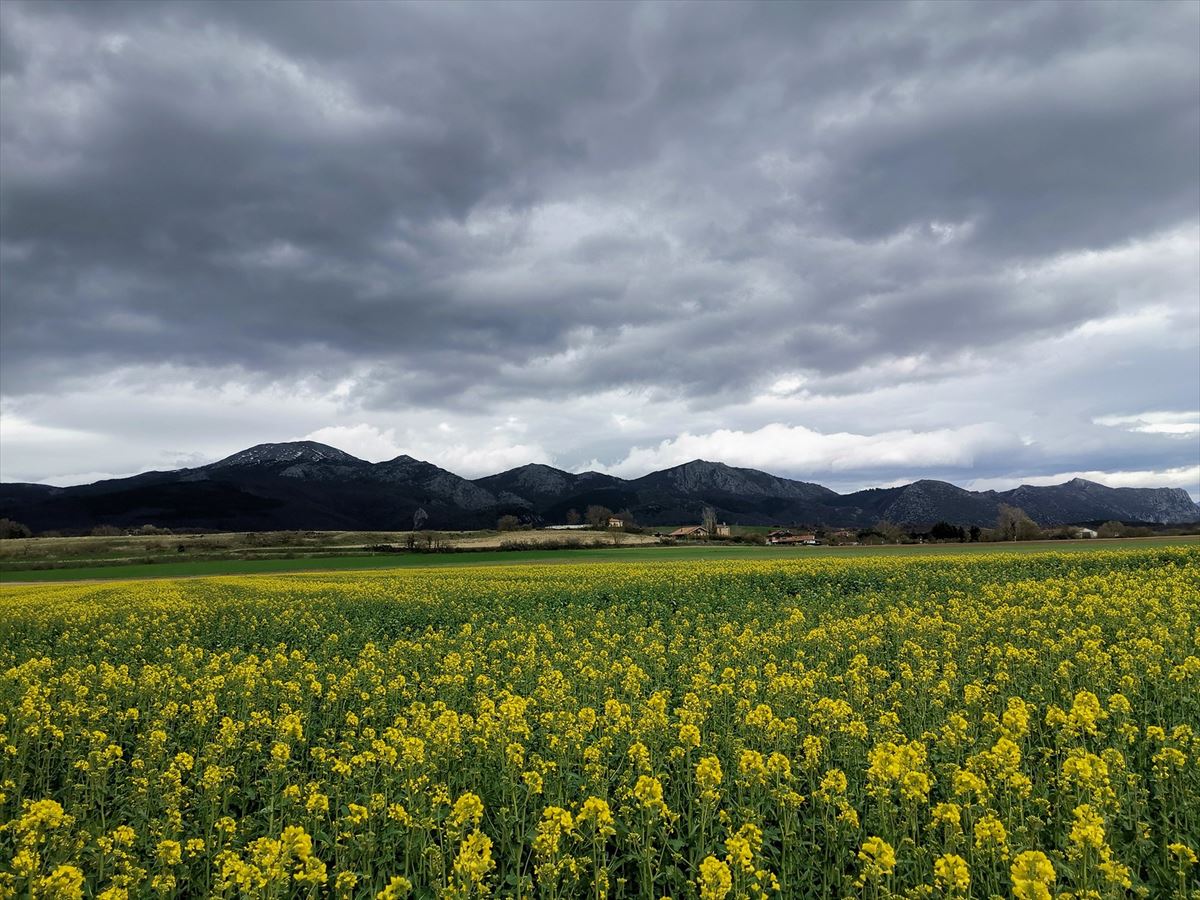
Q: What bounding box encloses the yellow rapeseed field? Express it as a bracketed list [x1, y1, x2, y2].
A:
[1, 548, 1197, 898]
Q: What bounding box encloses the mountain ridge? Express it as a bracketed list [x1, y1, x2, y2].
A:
[2, 441, 1197, 533]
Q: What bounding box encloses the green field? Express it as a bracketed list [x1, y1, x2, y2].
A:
[1, 535, 1195, 583]
[0, 529, 426, 568]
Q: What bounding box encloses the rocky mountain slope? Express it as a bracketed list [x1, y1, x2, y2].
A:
[2, 442, 1196, 533]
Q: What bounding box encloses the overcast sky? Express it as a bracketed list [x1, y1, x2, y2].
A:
[2, 0, 1198, 497]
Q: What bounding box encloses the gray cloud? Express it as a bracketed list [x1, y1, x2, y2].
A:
[1, 0, 1197, 494]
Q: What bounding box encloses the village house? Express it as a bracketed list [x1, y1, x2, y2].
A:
[769, 531, 818, 545]
[607, 515, 626, 529]
[668, 523, 731, 539]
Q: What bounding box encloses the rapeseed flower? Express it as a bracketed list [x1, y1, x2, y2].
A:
[1010, 850, 1055, 900]
[933, 853, 969, 894]
[856, 835, 897, 886]
[698, 855, 732, 899]
[0, 549, 1195, 898]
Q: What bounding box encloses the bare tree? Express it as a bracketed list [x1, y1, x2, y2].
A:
[565, 508, 581, 526]
[0, 518, 32, 539]
[996, 504, 1040, 542]
[586, 505, 613, 529]
[412, 507, 429, 531]
[701, 506, 717, 537]
[874, 520, 907, 544]
[421, 531, 447, 551]
[497, 515, 521, 532]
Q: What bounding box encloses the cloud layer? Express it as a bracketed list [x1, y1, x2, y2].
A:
[2, 1, 1197, 497]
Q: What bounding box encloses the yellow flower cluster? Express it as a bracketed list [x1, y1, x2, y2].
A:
[0, 547, 1197, 897]
[1010, 849, 1056, 900]
[933, 852, 970, 895]
[698, 854, 732, 900]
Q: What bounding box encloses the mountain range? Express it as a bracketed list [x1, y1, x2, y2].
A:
[2, 441, 1197, 533]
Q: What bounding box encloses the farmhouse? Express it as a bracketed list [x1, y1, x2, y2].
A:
[769, 532, 818, 545]
[607, 515, 627, 528]
[1073, 527, 1099, 539]
[668, 522, 732, 539]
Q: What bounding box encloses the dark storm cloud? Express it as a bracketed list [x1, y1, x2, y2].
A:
[1, 0, 1197, 491]
[3, 0, 1196, 395]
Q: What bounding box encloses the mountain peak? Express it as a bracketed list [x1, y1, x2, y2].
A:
[207, 441, 364, 469]
[508, 463, 572, 476]
[905, 479, 966, 492]
[473, 462, 584, 497]
[637, 458, 835, 503]
[658, 459, 731, 478]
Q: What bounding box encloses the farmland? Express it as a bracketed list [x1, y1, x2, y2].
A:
[1, 548, 1197, 897]
[1, 534, 1195, 584]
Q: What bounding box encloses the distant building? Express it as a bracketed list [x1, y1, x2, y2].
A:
[1073, 527, 1099, 539]
[607, 515, 626, 529]
[770, 532, 818, 545]
[821, 529, 859, 546]
[668, 523, 731, 538]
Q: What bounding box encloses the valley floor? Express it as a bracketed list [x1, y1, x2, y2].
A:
[1, 533, 1196, 584]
